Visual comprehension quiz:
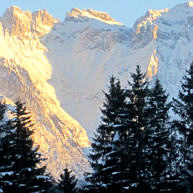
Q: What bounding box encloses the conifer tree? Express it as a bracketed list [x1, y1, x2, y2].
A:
[86, 66, 152, 193]
[85, 76, 127, 192]
[0, 102, 14, 192]
[103, 66, 151, 192]
[124, 65, 150, 192]
[146, 79, 172, 192]
[0, 101, 53, 193]
[58, 167, 79, 193]
[173, 62, 193, 192]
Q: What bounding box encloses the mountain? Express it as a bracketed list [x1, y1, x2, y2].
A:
[42, 2, 193, 137]
[0, 2, 193, 178]
[0, 6, 90, 179]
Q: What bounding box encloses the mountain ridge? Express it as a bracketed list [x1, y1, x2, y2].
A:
[0, 5, 90, 179]
[41, 1, 193, 137]
[66, 8, 123, 26]
[0, 2, 193, 178]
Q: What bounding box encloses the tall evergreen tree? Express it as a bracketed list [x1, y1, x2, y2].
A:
[85, 76, 127, 192]
[0, 101, 53, 193]
[146, 79, 172, 192]
[103, 66, 151, 192]
[85, 66, 152, 193]
[0, 102, 14, 193]
[58, 167, 79, 193]
[173, 62, 193, 192]
[124, 65, 150, 193]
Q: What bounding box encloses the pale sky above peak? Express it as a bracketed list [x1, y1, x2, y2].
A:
[0, 0, 188, 27]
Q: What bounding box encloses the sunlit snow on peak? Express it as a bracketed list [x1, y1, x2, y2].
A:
[134, 8, 169, 35]
[66, 8, 123, 26]
[2, 6, 59, 37]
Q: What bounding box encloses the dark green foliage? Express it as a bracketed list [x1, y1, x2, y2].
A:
[3, 60, 193, 193]
[173, 62, 193, 192]
[85, 67, 152, 192]
[124, 65, 151, 192]
[85, 76, 127, 192]
[121, 66, 149, 191]
[0, 101, 53, 193]
[145, 79, 172, 192]
[0, 102, 13, 193]
[0, 101, 6, 120]
[84, 65, 186, 193]
[58, 167, 79, 193]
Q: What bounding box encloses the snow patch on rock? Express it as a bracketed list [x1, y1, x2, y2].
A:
[66, 8, 123, 26]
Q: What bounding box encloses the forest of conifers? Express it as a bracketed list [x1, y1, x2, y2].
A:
[1, 63, 193, 193]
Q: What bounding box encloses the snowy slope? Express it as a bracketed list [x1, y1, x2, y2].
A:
[43, 9, 131, 137]
[43, 2, 193, 137]
[0, 2, 193, 178]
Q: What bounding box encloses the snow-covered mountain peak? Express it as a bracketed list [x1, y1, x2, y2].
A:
[32, 9, 59, 26]
[133, 8, 169, 35]
[129, 8, 169, 49]
[2, 6, 32, 37]
[2, 6, 59, 37]
[66, 8, 123, 25]
[146, 8, 169, 22]
[130, 2, 193, 49]
[4, 5, 27, 16]
[163, 2, 193, 22]
[32, 9, 59, 36]
[133, 1, 193, 31]
[1, 2, 193, 180]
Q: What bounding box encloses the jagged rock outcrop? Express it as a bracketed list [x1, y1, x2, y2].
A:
[2, 6, 59, 37]
[0, 6, 90, 179]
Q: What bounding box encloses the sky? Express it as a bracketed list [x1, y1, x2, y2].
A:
[0, 0, 188, 27]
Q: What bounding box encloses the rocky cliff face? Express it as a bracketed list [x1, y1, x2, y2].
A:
[2, 6, 59, 37]
[1, 2, 193, 178]
[0, 6, 90, 179]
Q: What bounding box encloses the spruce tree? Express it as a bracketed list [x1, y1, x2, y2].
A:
[146, 79, 172, 192]
[124, 65, 150, 192]
[173, 62, 193, 192]
[58, 167, 79, 193]
[85, 66, 151, 193]
[0, 101, 53, 193]
[0, 102, 15, 192]
[85, 76, 127, 192]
